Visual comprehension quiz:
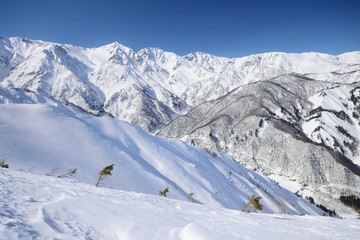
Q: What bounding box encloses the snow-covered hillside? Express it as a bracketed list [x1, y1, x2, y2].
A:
[0, 101, 324, 215]
[1, 169, 359, 240]
[1, 36, 359, 131]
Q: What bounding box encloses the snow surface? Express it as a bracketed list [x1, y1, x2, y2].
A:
[0, 102, 323, 215]
[1, 169, 359, 240]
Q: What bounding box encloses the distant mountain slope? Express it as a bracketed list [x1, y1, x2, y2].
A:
[158, 74, 360, 216]
[1, 36, 359, 131]
[0, 101, 323, 215]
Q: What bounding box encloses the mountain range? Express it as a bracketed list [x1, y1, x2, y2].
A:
[1, 35, 359, 216]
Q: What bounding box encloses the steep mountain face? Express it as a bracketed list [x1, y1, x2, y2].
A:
[158, 75, 360, 215]
[0, 37, 189, 132]
[1, 36, 359, 131]
[303, 84, 360, 164]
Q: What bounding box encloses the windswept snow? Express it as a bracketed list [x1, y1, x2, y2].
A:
[1, 169, 359, 240]
[0, 102, 323, 215]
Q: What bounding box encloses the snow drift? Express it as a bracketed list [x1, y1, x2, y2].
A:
[1, 169, 359, 240]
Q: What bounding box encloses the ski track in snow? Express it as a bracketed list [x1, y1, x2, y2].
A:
[1, 169, 359, 240]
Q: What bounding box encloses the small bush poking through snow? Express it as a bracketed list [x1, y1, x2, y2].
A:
[242, 195, 263, 212]
[96, 164, 114, 187]
[57, 168, 77, 179]
[0, 160, 9, 169]
[159, 187, 169, 197]
[45, 167, 58, 176]
[188, 191, 195, 202]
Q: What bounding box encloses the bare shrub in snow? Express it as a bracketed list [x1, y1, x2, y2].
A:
[57, 168, 77, 178]
[45, 167, 58, 176]
[242, 195, 263, 212]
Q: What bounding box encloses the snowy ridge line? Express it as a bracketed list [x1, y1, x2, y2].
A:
[1, 36, 360, 131]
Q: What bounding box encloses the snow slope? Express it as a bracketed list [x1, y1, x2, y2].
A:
[1, 169, 359, 240]
[0, 101, 323, 215]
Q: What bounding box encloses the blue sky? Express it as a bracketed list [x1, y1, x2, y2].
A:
[1, 0, 359, 57]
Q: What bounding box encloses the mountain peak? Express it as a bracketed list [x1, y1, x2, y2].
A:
[101, 41, 133, 53]
[138, 47, 179, 60]
[185, 51, 222, 59]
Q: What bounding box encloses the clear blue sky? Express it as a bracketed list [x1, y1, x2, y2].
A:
[1, 0, 359, 57]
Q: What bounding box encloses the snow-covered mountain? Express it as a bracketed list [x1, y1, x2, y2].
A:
[0, 37, 189, 132]
[0, 101, 323, 215]
[1, 36, 359, 131]
[2, 169, 359, 240]
[1, 35, 360, 217]
[159, 75, 360, 216]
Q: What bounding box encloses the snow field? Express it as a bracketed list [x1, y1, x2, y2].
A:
[0, 103, 323, 215]
[1, 169, 359, 240]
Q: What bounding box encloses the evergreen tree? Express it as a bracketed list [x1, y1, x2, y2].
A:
[96, 164, 114, 187]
